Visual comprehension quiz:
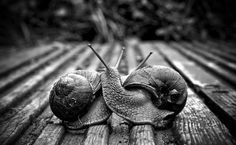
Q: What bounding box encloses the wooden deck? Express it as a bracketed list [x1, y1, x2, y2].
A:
[0, 39, 236, 145]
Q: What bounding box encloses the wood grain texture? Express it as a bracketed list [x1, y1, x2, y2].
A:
[33, 116, 65, 145]
[193, 41, 236, 63]
[16, 45, 101, 145]
[0, 46, 67, 94]
[182, 42, 236, 73]
[174, 89, 236, 145]
[14, 46, 95, 145]
[207, 41, 236, 55]
[83, 125, 109, 145]
[170, 42, 236, 86]
[0, 45, 84, 114]
[15, 106, 54, 145]
[130, 125, 155, 145]
[0, 44, 87, 145]
[0, 42, 60, 76]
[156, 42, 236, 132]
[109, 114, 130, 145]
[1, 40, 236, 145]
[156, 42, 236, 144]
[60, 133, 84, 145]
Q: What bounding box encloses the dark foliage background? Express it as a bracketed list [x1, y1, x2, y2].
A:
[0, 0, 235, 47]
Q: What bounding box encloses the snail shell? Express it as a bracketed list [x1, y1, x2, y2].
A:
[49, 70, 102, 122]
[123, 65, 187, 115]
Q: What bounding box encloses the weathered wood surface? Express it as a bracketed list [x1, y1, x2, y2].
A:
[157, 42, 236, 135]
[0, 40, 236, 145]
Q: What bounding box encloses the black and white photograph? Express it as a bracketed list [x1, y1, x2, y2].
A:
[0, 0, 236, 145]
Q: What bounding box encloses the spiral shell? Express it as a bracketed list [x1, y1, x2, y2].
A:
[123, 65, 188, 115]
[49, 70, 100, 121]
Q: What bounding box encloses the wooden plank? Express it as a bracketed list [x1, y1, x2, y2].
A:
[129, 125, 155, 145]
[207, 41, 236, 55]
[0, 45, 85, 114]
[60, 133, 84, 145]
[14, 107, 54, 145]
[0, 81, 55, 145]
[182, 42, 236, 73]
[0, 42, 60, 77]
[108, 114, 130, 145]
[193, 41, 236, 63]
[174, 89, 236, 145]
[156, 42, 236, 144]
[107, 43, 121, 67]
[156, 42, 236, 135]
[170, 42, 236, 87]
[127, 40, 139, 73]
[83, 125, 109, 145]
[33, 116, 64, 145]
[0, 46, 68, 94]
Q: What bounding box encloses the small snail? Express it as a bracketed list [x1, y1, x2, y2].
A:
[89, 45, 188, 128]
[49, 70, 105, 121]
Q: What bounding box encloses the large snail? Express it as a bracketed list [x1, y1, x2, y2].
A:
[89, 44, 188, 128]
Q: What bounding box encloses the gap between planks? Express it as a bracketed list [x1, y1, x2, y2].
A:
[0, 46, 68, 95]
[0, 42, 62, 77]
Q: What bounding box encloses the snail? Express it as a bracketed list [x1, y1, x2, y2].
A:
[49, 45, 126, 129]
[89, 45, 188, 128]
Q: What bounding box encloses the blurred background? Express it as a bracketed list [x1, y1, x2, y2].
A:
[0, 0, 236, 48]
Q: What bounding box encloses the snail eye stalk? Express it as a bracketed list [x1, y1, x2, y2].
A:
[88, 44, 110, 71]
[135, 52, 153, 70]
